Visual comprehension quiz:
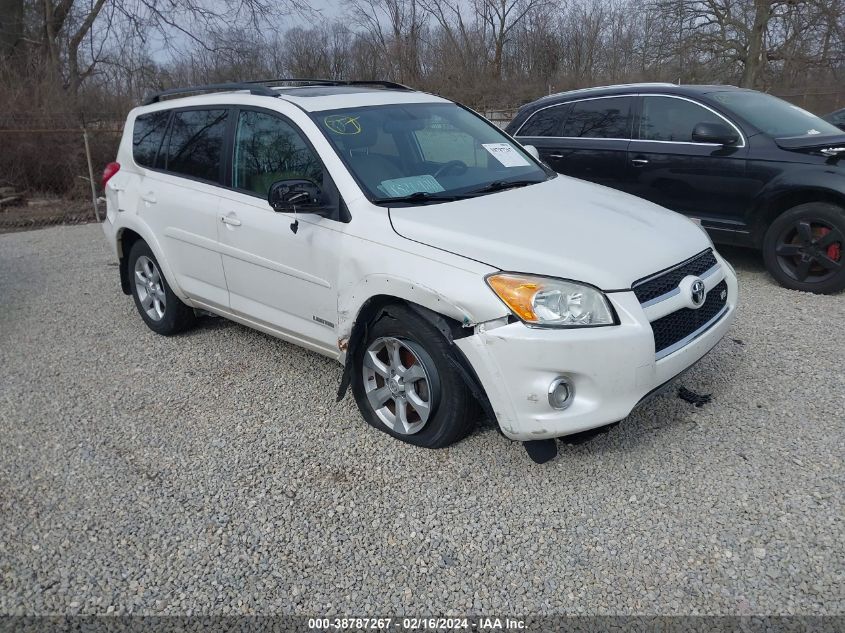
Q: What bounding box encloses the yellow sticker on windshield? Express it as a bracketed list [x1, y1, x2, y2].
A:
[325, 115, 361, 135]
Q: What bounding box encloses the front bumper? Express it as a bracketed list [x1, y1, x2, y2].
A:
[455, 257, 738, 441]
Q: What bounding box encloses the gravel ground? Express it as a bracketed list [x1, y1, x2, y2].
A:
[0, 223, 843, 616]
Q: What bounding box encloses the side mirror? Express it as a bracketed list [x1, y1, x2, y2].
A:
[692, 122, 739, 146]
[268, 179, 324, 213]
[523, 144, 540, 160]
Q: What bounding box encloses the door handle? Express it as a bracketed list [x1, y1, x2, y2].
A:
[548, 153, 564, 159]
[631, 158, 649, 166]
[141, 192, 157, 204]
[221, 215, 242, 227]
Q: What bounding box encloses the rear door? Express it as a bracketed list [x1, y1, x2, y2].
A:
[140, 107, 230, 309]
[627, 95, 750, 227]
[514, 96, 634, 190]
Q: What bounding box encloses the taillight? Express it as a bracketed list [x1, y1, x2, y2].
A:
[101, 162, 120, 188]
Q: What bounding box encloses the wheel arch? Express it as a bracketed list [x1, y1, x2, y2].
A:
[335, 292, 498, 424]
[114, 221, 186, 300]
[752, 186, 845, 248]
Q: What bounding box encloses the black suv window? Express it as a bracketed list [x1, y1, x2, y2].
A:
[133, 111, 170, 168]
[164, 109, 228, 182]
[562, 97, 632, 139]
[518, 105, 568, 137]
[640, 96, 726, 143]
[233, 110, 324, 197]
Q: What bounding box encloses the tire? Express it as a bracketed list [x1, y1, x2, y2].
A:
[127, 240, 197, 335]
[351, 304, 476, 448]
[762, 202, 845, 294]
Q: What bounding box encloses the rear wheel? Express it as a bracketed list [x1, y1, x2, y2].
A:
[762, 202, 845, 294]
[128, 240, 197, 335]
[351, 305, 476, 448]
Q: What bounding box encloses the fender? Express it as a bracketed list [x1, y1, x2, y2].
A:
[748, 165, 845, 243]
[336, 273, 508, 360]
[112, 215, 190, 303]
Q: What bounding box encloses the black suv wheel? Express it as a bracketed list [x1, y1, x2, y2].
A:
[763, 202, 845, 294]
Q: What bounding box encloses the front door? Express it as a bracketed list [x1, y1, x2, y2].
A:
[216, 108, 343, 355]
[627, 95, 750, 229]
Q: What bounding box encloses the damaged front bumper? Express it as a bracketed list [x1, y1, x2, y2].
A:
[454, 269, 738, 441]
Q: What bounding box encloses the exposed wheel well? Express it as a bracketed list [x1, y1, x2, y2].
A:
[337, 295, 494, 422]
[755, 189, 845, 247]
[117, 228, 143, 295]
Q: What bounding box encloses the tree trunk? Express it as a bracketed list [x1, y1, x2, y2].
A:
[741, 0, 772, 88]
[0, 0, 24, 60]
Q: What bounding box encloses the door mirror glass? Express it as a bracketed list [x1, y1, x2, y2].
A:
[691, 122, 739, 145]
[268, 179, 324, 213]
[522, 144, 540, 160]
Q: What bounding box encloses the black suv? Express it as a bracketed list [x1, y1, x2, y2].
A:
[507, 84, 845, 294]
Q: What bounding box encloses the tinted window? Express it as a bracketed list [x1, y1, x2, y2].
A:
[233, 111, 323, 197]
[562, 97, 632, 139]
[164, 109, 228, 182]
[518, 105, 568, 136]
[133, 111, 170, 168]
[640, 96, 726, 142]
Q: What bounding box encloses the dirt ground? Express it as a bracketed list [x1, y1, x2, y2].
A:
[0, 198, 99, 234]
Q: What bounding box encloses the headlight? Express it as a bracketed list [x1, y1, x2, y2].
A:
[486, 273, 615, 327]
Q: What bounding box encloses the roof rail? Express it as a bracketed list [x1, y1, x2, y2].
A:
[142, 82, 279, 105]
[142, 78, 416, 105]
[246, 78, 415, 91]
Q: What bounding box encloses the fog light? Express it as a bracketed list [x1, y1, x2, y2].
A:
[548, 377, 574, 410]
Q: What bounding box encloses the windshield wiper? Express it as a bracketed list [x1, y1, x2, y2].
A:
[465, 179, 544, 195]
[376, 191, 461, 205]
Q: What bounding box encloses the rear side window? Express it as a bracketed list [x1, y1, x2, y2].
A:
[640, 96, 725, 142]
[562, 97, 632, 139]
[164, 109, 228, 182]
[132, 111, 170, 168]
[518, 105, 568, 137]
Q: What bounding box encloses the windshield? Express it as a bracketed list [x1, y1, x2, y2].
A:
[711, 91, 842, 138]
[311, 102, 550, 203]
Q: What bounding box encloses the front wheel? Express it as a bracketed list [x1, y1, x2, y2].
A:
[762, 202, 845, 294]
[351, 304, 477, 448]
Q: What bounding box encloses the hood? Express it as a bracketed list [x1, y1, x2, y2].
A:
[389, 176, 711, 290]
[775, 133, 845, 153]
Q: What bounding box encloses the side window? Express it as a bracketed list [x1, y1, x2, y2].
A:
[414, 114, 485, 167]
[164, 109, 228, 182]
[233, 110, 323, 197]
[518, 105, 568, 137]
[562, 97, 632, 139]
[132, 111, 170, 168]
[640, 96, 726, 142]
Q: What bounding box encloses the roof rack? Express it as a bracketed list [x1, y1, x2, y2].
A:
[142, 78, 414, 105]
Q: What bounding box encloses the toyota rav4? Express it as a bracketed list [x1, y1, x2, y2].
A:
[101, 79, 738, 461]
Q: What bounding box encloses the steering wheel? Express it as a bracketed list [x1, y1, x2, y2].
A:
[433, 160, 468, 179]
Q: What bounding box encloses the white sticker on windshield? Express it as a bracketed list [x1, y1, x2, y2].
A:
[482, 143, 530, 167]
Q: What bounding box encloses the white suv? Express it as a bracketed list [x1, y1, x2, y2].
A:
[101, 79, 738, 461]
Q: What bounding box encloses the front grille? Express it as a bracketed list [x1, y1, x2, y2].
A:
[651, 280, 728, 357]
[633, 249, 718, 304]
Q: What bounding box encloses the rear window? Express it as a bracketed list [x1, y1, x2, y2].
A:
[562, 97, 632, 139]
[163, 109, 228, 182]
[132, 111, 170, 168]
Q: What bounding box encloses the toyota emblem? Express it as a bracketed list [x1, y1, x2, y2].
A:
[690, 279, 706, 307]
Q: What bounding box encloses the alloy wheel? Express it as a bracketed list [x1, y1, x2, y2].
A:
[362, 337, 438, 435]
[774, 218, 843, 283]
[134, 255, 166, 321]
